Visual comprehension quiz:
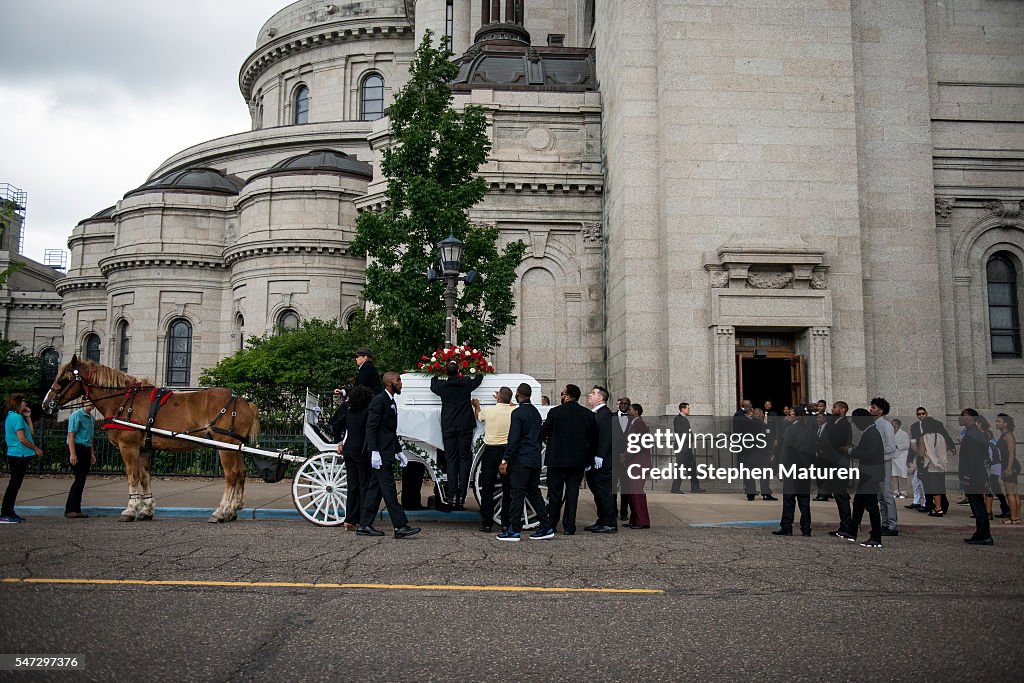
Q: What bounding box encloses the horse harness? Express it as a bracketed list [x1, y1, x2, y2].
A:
[105, 387, 250, 452]
[53, 367, 249, 452]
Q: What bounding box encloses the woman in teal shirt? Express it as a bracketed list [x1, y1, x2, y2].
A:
[3, 393, 44, 523]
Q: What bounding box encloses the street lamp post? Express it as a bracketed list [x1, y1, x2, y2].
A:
[427, 233, 477, 347]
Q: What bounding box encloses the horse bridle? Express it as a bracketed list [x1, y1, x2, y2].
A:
[46, 362, 149, 414]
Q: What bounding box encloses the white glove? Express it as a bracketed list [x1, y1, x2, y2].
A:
[371, 451, 382, 469]
[594, 457, 604, 470]
[585, 466, 592, 473]
[397, 451, 408, 468]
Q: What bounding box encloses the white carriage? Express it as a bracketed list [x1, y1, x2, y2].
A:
[294, 373, 551, 527]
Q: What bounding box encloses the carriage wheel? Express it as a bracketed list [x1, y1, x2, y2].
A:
[292, 452, 347, 527]
[470, 448, 548, 530]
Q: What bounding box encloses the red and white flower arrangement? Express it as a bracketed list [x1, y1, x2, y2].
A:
[416, 345, 495, 377]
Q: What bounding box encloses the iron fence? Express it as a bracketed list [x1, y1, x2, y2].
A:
[0, 421, 310, 478]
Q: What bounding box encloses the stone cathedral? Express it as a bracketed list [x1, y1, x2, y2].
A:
[2, 0, 1023, 418]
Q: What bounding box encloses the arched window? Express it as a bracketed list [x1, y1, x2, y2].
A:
[118, 322, 130, 372]
[360, 74, 385, 121]
[344, 309, 359, 330]
[41, 348, 59, 389]
[294, 84, 310, 125]
[84, 333, 101, 363]
[988, 252, 1022, 358]
[235, 313, 245, 351]
[278, 309, 300, 332]
[166, 319, 193, 385]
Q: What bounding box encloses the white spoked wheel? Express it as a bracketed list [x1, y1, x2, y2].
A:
[471, 449, 548, 530]
[292, 452, 348, 527]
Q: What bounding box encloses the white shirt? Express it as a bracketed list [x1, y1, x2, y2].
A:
[876, 417, 898, 460]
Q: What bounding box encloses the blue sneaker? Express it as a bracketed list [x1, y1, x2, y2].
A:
[496, 530, 520, 542]
[529, 528, 555, 540]
[0, 516, 21, 524]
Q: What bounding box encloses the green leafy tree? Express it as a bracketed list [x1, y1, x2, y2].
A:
[350, 30, 525, 369]
[198, 314, 402, 424]
[1, 199, 25, 286]
[0, 338, 43, 400]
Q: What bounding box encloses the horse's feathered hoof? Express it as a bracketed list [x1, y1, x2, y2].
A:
[208, 515, 224, 523]
[119, 514, 135, 522]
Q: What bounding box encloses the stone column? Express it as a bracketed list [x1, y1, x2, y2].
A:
[712, 325, 736, 416]
[934, 197, 958, 415]
[806, 327, 833, 404]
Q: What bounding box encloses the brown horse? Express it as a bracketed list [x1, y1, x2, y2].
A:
[42, 355, 260, 523]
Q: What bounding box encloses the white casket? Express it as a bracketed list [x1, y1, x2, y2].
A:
[395, 373, 550, 452]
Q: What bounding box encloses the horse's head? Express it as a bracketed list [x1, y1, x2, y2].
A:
[42, 354, 88, 415]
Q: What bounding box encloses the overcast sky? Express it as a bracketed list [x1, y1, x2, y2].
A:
[0, 0, 288, 264]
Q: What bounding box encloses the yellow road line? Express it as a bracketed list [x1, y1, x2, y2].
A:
[1, 577, 662, 595]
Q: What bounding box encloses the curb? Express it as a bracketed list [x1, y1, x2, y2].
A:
[14, 505, 481, 524]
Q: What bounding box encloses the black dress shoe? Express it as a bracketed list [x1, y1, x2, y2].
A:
[801, 530, 812, 537]
[480, 525, 493, 533]
[627, 524, 650, 529]
[813, 495, 831, 501]
[772, 528, 792, 536]
[584, 524, 600, 531]
[590, 525, 618, 533]
[880, 528, 898, 536]
[691, 488, 707, 493]
[746, 494, 756, 501]
[670, 489, 684, 495]
[357, 526, 384, 537]
[904, 503, 921, 509]
[762, 495, 778, 501]
[394, 525, 421, 539]
[563, 530, 576, 535]
[964, 536, 994, 545]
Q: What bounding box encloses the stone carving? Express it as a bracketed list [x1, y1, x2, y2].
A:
[809, 271, 827, 290]
[985, 200, 1005, 216]
[709, 270, 729, 288]
[525, 127, 553, 151]
[582, 222, 602, 244]
[934, 196, 955, 220]
[527, 47, 541, 64]
[745, 270, 794, 289]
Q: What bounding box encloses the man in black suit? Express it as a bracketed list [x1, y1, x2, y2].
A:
[585, 385, 617, 533]
[496, 383, 554, 541]
[542, 384, 597, 535]
[354, 347, 383, 394]
[844, 408, 885, 547]
[817, 408, 852, 538]
[430, 361, 484, 510]
[671, 402, 705, 494]
[611, 396, 632, 521]
[359, 372, 420, 539]
[773, 405, 816, 537]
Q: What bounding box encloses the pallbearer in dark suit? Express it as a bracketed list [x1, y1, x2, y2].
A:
[773, 405, 816, 537]
[622, 404, 652, 528]
[542, 384, 596, 535]
[585, 385, 617, 533]
[431, 361, 484, 510]
[359, 372, 420, 539]
[496, 383, 554, 541]
[338, 385, 374, 530]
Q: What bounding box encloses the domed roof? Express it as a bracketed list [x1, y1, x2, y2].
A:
[249, 149, 373, 182]
[125, 167, 245, 199]
[77, 205, 116, 224]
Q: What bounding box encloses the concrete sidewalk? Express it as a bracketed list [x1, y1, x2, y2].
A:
[1, 474, 1004, 531]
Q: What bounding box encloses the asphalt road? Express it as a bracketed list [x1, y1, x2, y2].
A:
[1, 518, 1022, 681]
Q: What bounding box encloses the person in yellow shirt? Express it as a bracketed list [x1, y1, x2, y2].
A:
[472, 387, 516, 532]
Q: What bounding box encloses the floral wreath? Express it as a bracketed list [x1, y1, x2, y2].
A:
[415, 344, 494, 378]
